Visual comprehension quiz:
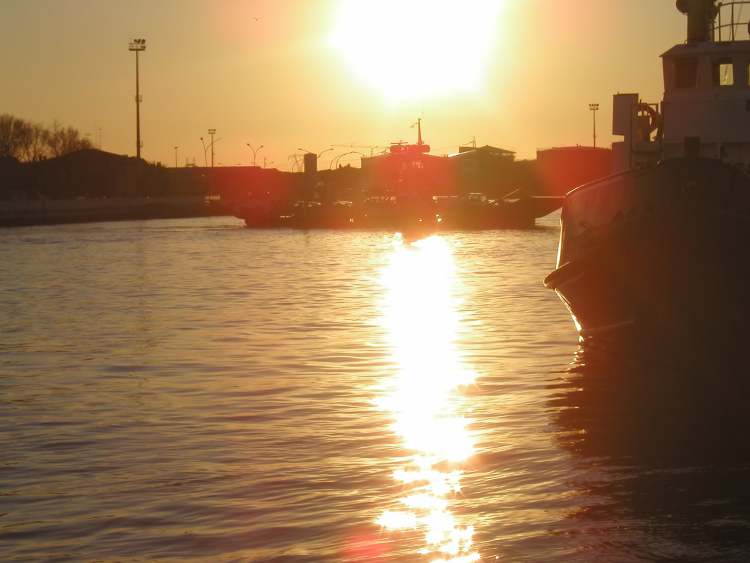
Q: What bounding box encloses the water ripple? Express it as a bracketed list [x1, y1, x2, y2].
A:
[4, 217, 748, 561]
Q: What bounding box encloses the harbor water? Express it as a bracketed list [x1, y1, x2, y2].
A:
[2, 215, 750, 561]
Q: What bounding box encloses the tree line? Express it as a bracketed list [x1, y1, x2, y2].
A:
[0, 114, 93, 162]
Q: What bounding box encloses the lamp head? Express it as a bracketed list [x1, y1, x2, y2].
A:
[128, 38, 147, 51]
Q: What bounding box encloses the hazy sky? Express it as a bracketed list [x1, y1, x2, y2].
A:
[1, 0, 688, 168]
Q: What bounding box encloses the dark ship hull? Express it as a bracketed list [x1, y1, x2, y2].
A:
[545, 158, 750, 343]
[235, 196, 561, 231]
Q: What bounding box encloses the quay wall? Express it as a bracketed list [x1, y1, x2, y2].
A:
[0, 196, 225, 228]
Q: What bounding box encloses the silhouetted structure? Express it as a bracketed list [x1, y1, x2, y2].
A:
[0, 149, 231, 226]
[546, 1, 750, 347]
[449, 145, 517, 197]
[0, 133, 616, 228]
[361, 144, 456, 199]
[128, 39, 147, 159]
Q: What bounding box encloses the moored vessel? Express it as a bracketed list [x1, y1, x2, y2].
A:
[234, 119, 569, 231]
[545, 0, 750, 343]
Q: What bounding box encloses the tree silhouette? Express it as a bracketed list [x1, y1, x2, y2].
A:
[0, 114, 92, 162]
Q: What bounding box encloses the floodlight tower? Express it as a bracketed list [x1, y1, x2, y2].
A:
[128, 38, 147, 159]
[208, 129, 217, 167]
[589, 103, 600, 148]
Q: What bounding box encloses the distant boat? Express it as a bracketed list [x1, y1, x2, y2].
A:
[233, 118, 574, 230]
[545, 0, 750, 345]
[235, 192, 561, 231]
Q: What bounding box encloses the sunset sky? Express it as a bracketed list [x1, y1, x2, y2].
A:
[2, 0, 686, 168]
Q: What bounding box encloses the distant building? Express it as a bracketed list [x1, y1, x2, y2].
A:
[361, 142, 523, 199]
[449, 145, 517, 197]
[456, 145, 516, 158]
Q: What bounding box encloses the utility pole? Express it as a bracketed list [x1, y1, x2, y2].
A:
[128, 38, 147, 159]
[208, 129, 216, 167]
[589, 103, 600, 148]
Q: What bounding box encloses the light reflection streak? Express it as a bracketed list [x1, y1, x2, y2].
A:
[376, 235, 479, 562]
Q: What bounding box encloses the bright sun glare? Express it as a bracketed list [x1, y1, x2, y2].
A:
[330, 0, 503, 101]
[376, 235, 479, 562]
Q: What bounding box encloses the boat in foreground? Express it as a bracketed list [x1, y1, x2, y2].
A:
[545, 0, 750, 344]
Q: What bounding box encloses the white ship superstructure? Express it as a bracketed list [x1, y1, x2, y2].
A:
[613, 1, 750, 172]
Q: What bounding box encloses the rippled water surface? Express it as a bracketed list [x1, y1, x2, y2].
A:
[3, 216, 750, 562]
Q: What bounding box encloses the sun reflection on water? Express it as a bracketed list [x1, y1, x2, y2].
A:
[376, 235, 479, 562]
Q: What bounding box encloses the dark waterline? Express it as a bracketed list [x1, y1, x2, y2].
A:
[1, 216, 749, 561]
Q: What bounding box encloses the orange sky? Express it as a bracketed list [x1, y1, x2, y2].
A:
[1, 0, 686, 168]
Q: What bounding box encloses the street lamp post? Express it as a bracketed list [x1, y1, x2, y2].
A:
[288, 154, 301, 172]
[246, 143, 264, 166]
[174, 145, 179, 168]
[589, 103, 600, 148]
[297, 147, 333, 158]
[128, 38, 147, 159]
[330, 152, 346, 169]
[200, 137, 208, 167]
[208, 129, 217, 167]
[330, 150, 364, 169]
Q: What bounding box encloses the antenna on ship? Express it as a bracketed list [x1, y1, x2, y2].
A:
[413, 117, 424, 146]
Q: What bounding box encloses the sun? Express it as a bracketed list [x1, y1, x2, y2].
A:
[330, 0, 503, 102]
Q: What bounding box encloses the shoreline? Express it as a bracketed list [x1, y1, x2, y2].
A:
[0, 196, 228, 228]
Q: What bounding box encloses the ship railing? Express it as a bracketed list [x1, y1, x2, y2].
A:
[713, 1, 750, 42]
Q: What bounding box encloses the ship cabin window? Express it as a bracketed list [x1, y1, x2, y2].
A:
[674, 57, 698, 88]
[714, 58, 734, 87]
